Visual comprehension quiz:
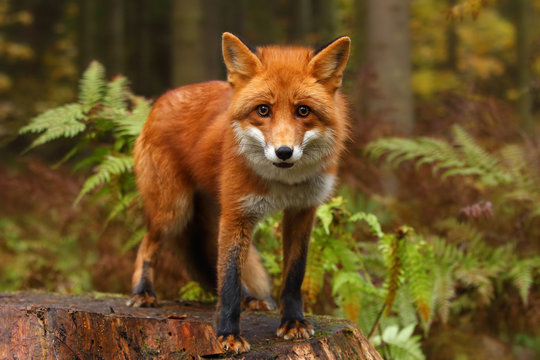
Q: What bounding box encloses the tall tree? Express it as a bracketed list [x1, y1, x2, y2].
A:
[171, 0, 207, 86]
[366, 0, 413, 135]
[110, 0, 126, 75]
[79, 0, 97, 72]
[516, 0, 533, 131]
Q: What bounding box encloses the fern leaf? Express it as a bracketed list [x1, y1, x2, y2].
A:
[433, 265, 455, 324]
[20, 103, 85, 134]
[106, 190, 140, 225]
[402, 237, 434, 324]
[373, 324, 425, 360]
[452, 125, 508, 185]
[509, 261, 533, 305]
[103, 75, 129, 111]
[75, 154, 134, 204]
[121, 227, 146, 254]
[113, 96, 151, 140]
[302, 241, 325, 309]
[20, 104, 86, 150]
[380, 233, 405, 315]
[79, 61, 106, 109]
[349, 212, 384, 239]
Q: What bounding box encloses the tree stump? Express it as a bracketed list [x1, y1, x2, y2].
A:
[0, 292, 383, 359]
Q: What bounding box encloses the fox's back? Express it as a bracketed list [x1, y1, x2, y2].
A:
[134, 81, 233, 195]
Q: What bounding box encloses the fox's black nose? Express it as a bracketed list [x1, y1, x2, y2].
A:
[275, 146, 293, 160]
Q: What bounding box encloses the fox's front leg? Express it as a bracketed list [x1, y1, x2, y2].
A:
[216, 215, 254, 354]
[277, 207, 317, 340]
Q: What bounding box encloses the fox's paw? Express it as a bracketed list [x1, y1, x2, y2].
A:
[126, 291, 157, 307]
[217, 334, 250, 354]
[276, 319, 315, 340]
[242, 296, 276, 311]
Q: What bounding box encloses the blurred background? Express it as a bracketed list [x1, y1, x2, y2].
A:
[1, 0, 540, 359]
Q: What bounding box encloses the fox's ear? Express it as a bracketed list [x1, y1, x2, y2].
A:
[222, 32, 261, 84]
[309, 36, 351, 89]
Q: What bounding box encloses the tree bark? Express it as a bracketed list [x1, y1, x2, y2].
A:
[516, 0, 533, 131]
[171, 0, 207, 87]
[79, 0, 97, 72]
[0, 292, 383, 359]
[110, 0, 126, 75]
[366, 0, 414, 135]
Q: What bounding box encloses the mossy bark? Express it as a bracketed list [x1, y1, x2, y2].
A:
[0, 292, 382, 359]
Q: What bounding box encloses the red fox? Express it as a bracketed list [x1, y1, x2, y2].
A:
[127, 32, 350, 354]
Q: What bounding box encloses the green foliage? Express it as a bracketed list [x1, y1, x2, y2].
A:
[366, 124, 540, 345]
[19, 61, 150, 230]
[366, 125, 507, 185]
[0, 217, 95, 293]
[366, 124, 540, 216]
[19, 103, 86, 149]
[76, 154, 134, 204]
[373, 324, 425, 360]
[254, 197, 435, 359]
[178, 281, 217, 302]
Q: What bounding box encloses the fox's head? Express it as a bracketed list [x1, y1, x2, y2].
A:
[223, 33, 350, 185]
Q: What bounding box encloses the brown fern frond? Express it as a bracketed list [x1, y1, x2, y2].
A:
[383, 230, 406, 316]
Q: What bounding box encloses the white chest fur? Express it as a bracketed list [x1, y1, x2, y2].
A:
[240, 173, 336, 217]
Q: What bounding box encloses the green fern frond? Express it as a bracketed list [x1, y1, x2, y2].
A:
[366, 135, 470, 179]
[373, 324, 425, 360]
[121, 227, 146, 254]
[20, 104, 86, 150]
[509, 261, 533, 305]
[179, 281, 216, 302]
[432, 265, 455, 324]
[113, 96, 151, 140]
[402, 236, 434, 324]
[451, 125, 508, 185]
[75, 154, 134, 204]
[500, 144, 540, 199]
[79, 61, 106, 109]
[332, 271, 383, 331]
[366, 125, 518, 188]
[106, 190, 140, 225]
[302, 241, 325, 310]
[103, 75, 129, 111]
[349, 211, 384, 238]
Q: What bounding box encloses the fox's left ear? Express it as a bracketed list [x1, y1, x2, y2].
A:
[309, 36, 351, 89]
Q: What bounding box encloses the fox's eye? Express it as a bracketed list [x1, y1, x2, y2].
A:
[296, 105, 311, 118]
[256, 104, 270, 117]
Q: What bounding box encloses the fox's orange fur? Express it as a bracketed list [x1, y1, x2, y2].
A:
[128, 33, 350, 353]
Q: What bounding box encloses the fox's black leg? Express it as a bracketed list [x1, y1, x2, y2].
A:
[277, 207, 316, 340]
[216, 217, 254, 354]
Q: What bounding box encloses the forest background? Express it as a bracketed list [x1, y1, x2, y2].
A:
[1, 0, 540, 359]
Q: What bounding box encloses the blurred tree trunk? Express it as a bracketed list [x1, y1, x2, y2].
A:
[516, 0, 533, 131]
[110, 0, 126, 75]
[315, 0, 338, 42]
[291, 0, 312, 44]
[134, 0, 152, 93]
[366, 0, 413, 135]
[171, 0, 207, 86]
[446, 0, 458, 70]
[202, 0, 221, 80]
[79, 0, 97, 72]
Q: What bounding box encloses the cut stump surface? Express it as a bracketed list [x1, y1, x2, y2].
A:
[0, 292, 382, 359]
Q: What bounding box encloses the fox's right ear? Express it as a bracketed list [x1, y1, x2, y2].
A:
[222, 33, 261, 84]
